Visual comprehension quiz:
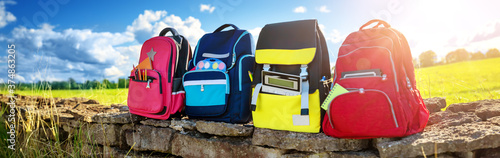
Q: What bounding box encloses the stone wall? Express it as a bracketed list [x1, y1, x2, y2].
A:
[1, 95, 500, 158]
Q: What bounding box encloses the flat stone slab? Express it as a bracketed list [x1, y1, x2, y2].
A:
[89, 112, 142, 124]
[489, 116, 500, 125]
[171, 132, 283, 158]
[124, 125, 176, 153]
[427, 111, 481, 128]
[140, 119, 171, 128]
[285, 151, 379, 158]
[196, 120, 253, 136]
[170, 119, 196, 131]
[377, 122, 500, 158]
[423, 97, 446, 113]
[475, 101, 500, 121]
[82, 123, 121, 146]
[252, 128, 369, 152]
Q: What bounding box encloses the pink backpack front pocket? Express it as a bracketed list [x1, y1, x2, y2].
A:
[127, 70, 165, 114]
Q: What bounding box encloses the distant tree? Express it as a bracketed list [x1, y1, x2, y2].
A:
[486, 48, 500, 58]
[118, 78, 126, 88]
[446, 48, 469, 63]
[419, 50, 437, 67]
[68, 78, 79, 89]
[470, 51, 485, 60]
[92, 80, 101, 89]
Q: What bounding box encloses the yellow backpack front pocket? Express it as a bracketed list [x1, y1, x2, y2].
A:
[252, 90, 321, 133]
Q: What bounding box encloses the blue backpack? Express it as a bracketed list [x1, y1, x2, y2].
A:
[182, 24, 255, 123]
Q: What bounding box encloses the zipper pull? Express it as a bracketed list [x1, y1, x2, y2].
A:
[201, 84, 204, 92]
[382, 74, 387, 81]
[406, 77, 412, 89]
[359, 88, 365, 94]
[146, 79, 151, 88]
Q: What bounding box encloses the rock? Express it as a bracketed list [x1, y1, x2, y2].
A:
[65, 143, 103, 157]
[196, 120, 253, 136]
[170, 119, 197, 131]
[82, 123, 121, 146]
[252, 128, 369, 152]
[372, 137, 400, 149]
[488, 116, 500, 126]
[104, 146, 178, 158]
[424, 97, 447, 113]
[82, 99, 99, 104]
[447, 102, 480, 113]
[427, 111, 481, 128]
[171, 132, 275, 158]
[111, 104, 129, 112]
[474, 146, 500, 158]
[140, 119, 171, 128]
[475, 102, 500, 121]
[89, 112, 142, 124]
[377, 122, 500, 158]
[124, 125, 175, 153]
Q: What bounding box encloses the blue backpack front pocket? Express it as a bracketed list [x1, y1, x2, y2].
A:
[183, 70, 229, 116]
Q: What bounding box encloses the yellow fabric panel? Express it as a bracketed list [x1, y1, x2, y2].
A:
[255, 48, 316, 65]
[252, 90, 321, 133]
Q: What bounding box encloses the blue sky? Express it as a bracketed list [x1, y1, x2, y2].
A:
[1, 0, 500, 83]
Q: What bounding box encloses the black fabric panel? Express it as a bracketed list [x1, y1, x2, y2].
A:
[253, 19, 331, 97]
[174, 36, 191, 78]
[256, 19, 317, 50]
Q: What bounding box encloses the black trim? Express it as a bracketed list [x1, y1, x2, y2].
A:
[168, 42, 173, 83]
[152, 70, 163, 94]
[151, 106, 167, 115]
[301, 109, 309, 115]
[213, 24, 239, 33]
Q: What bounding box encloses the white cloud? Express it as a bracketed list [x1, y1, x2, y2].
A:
[0, 1, 16, 28]
[248, 27, 262, 42]
[16, 74, 25, 82]
[293, 6, 307, 13]
[126, 10, 206, 47]
[317, 6, 330, 13]
[200, 4, 215, 13]
[3, 10, 207, 83]
[320, 24, 345, 44]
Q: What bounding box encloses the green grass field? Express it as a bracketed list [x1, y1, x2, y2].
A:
[415, 57, 500, 109]
[0, 88, 128, 105]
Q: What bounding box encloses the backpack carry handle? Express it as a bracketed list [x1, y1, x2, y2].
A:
[159, 28, 180, 36]
[359, 19, 391, 31]
[213, 24, 239, 33]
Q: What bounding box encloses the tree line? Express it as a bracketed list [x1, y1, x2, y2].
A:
[418, 48, 500, 68]
[2, 78, 130, 91]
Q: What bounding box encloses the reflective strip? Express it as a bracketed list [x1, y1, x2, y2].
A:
[239, 55, 254, 91]
[250, 83, 262, 111]
[184, 79, 226, 86]
[202, 52, 230, 58]
[338, 46, 399, 92]
[172, 91, 185, 95]
[300, 65, 309, 116]
[255, 48, 316, 65]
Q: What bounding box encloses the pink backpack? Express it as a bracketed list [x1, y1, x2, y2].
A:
[127, 28, 192, 120]
[322, 20, 429, 138]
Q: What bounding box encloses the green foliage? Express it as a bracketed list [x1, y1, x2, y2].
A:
[446, 48, 470, 63]
[416, 58, 500, 110]
[2, 78, 129, 91]
[419, 50, 437, 67]
[470, 51, 485, 60]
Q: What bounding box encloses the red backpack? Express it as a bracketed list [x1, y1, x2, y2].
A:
[322, 20, 429, 138]
[127, 28, 192, 120]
